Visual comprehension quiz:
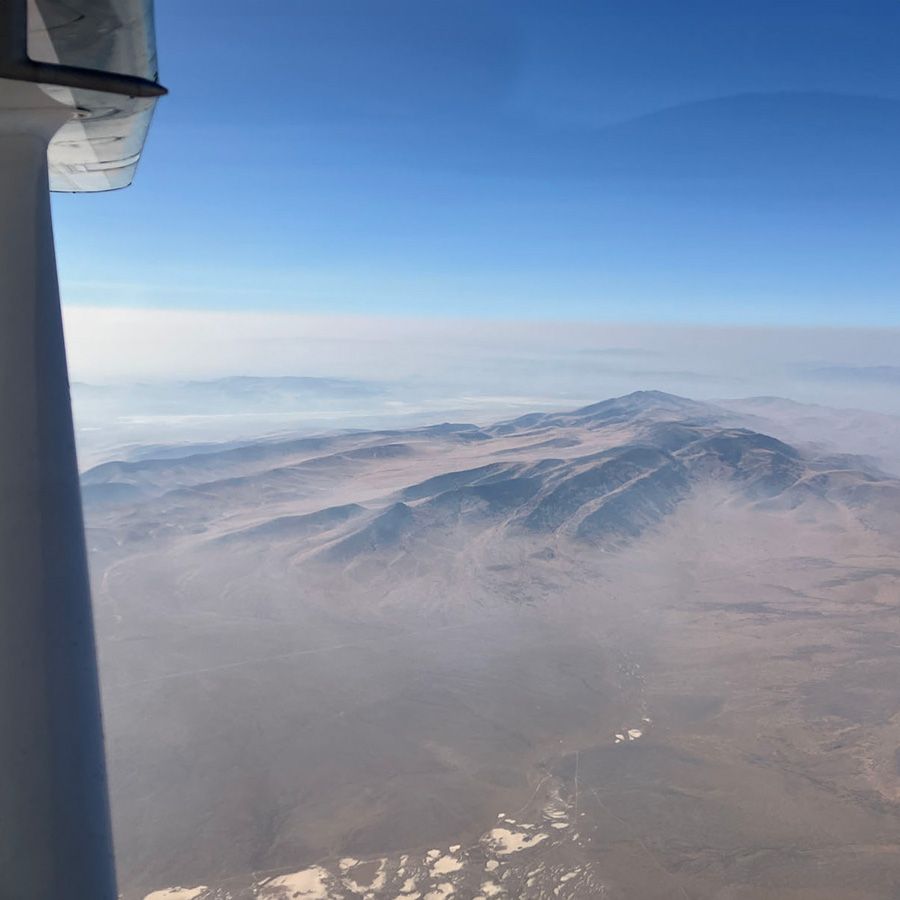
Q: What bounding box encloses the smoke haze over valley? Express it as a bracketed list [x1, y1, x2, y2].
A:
[82, 390, 900, 900]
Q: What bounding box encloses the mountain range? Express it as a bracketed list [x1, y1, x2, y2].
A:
[82, 392, 900, 900]
[83, 390, 899, 556]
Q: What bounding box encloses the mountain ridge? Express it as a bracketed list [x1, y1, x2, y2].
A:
[82, 391, 898, 559]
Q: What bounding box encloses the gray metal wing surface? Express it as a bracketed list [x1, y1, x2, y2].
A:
[27, 0, 164, 191]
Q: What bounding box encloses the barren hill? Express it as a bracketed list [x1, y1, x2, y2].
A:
[84, 393, 900, 900]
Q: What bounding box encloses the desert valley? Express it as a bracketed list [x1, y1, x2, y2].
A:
[82, 392, 900, 900]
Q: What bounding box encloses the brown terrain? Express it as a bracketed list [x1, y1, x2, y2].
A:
[82, 391, 900, 900]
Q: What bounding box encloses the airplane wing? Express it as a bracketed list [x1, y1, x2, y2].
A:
[26, 0, 165, 191]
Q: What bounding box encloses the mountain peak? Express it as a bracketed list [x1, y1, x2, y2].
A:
[573, 390, 703, 416]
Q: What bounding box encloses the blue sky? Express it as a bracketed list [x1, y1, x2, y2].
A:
[52, 0, 900, 326]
